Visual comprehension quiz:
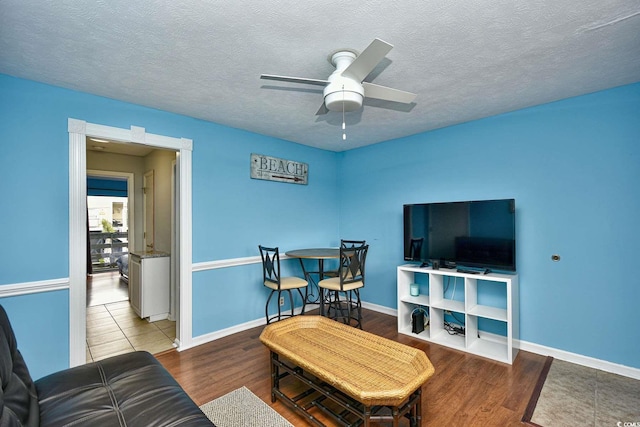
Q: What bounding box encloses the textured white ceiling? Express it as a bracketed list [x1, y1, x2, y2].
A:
[1, 1, 639, 152]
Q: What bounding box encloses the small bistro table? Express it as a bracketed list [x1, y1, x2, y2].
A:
[285, 248, 339, 304]
[260, 316, 435, 426]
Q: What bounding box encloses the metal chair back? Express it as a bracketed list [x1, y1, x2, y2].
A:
[341, 239, 366, 249]
[338, 244, 368, 290]
[259, 245, 281, 289]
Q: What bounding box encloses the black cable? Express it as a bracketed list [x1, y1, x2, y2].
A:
[443, 321, 459, 335]
[444, 321, 465, 336]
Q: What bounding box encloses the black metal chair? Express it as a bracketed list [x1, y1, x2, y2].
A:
[318, 243, 368, 328]
[341, 239, 366, 249]
[324, 239, 366, 279]
[259, 245, 308, 324]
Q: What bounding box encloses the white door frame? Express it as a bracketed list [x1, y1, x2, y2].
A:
[68, 118, 194, 367]
[170, 160, 178, 321]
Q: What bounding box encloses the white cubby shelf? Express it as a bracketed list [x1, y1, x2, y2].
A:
[397, 264, 519, 364]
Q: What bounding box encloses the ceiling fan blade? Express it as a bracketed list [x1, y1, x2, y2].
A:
[315, 102, 329, 115]
[362, 82, 417, 104]
[260, 74, 329, 87]
[342, 38, 393, 82]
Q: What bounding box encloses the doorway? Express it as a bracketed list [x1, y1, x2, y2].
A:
[68, 119, 194, 367]
[86, 171, 132, 308]
[85, 144, 179, 362]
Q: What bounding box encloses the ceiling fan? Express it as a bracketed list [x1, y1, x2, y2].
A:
[260, 38, 417, 115]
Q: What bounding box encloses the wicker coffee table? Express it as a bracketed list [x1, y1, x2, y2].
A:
[260, 316, 435, 426]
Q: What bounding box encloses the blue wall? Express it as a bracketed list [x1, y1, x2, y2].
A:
[338, 83, 640, 368]
[0, 74, 338, 378]
[0, 291, 69, 379]
[1, 72, 638, 376]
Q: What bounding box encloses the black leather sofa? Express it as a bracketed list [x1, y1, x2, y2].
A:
[0, 305, 214, 426]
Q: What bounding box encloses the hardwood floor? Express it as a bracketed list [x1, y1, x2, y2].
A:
[156, 308, 546, 426]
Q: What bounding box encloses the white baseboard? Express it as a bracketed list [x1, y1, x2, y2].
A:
[362, 301, 397, 317]
[180, 305, 312, 352]
[183, 317, 266, 351]
[516, 339, 640, 380]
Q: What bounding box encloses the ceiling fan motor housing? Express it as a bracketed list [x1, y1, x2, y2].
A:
[259, 38, 416, 115]
[324, 50, 364, 112]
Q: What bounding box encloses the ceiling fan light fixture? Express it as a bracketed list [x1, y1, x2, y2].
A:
[324, 90, 363, 112]
[323, 50, 364, 112]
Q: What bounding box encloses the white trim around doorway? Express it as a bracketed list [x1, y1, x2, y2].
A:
[68, 119, 193, 367]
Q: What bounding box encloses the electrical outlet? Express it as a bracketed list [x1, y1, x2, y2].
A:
[279, 296, 284, 306]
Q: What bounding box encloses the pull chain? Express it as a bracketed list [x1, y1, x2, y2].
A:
[342, 86, 346, 140]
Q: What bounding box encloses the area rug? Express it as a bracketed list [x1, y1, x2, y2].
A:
[199, 386, 293, 427]
[523, 357, 640, 426]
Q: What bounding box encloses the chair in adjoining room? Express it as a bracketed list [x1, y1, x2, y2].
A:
[259, 245, 308, 324]
[318, 243, 369, 329]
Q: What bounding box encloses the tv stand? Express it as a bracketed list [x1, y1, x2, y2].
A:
[419, 261, 429, 268]
[397, 264, 519, 364]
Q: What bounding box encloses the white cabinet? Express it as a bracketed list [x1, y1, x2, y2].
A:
[129, 252, 170, 322]
[397, 264, 519, 364]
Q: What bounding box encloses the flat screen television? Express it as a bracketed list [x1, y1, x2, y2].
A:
[403, 198, 516, 271]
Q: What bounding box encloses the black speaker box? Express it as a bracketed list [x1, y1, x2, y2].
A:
[412, 310, 425, 334]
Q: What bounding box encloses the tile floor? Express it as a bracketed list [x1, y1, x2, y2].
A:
[86, 301, 176, 363]
[87, 270, 129, 307]
[532, 359, 640, 426]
